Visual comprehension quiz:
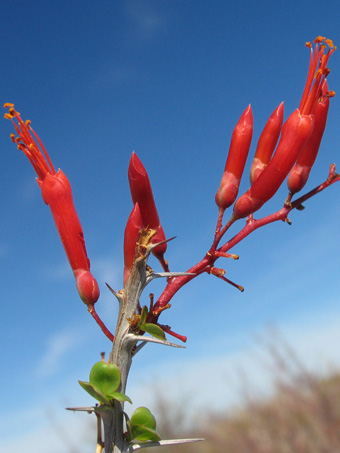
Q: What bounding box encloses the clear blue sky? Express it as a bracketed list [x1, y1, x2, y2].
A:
[1, 1, 340, 451]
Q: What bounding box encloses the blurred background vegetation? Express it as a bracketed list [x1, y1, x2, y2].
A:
[140, 333, 340, 453]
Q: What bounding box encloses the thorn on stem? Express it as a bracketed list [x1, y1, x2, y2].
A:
[152, 303, 171, 316]
[214, 251, 239, 260]
[149, 293, 154, 312]
[296, 204, 305, 211]
[158, 324, 187, 342]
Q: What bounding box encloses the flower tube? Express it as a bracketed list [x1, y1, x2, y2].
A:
[4, 104, 100, 306]
[250, 102, 284, 184]
[128, 152, 169, 271]
[287, 38, 336, 194]
[215, 105, 253, 211]
[288, 82, 331, 194]
[123, 203, 142, 286]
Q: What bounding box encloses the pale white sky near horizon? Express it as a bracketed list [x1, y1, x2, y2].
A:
[1, 0, 340, 451]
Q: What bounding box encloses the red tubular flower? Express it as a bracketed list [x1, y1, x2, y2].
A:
[128, 152, 169, 271]
[233, 37, 336, 219]
[250, 102, 284, 184]
[233, 110, 313, 219]
[215, 105, 253, 211]
[287, 38, 336, 195]
[288, 81, 330, 194]
[123, 203, 142, 286]
[4, 104, 100, 306]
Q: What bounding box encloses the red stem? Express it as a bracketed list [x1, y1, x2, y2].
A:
[88, 305, 114, 342]
[153, 166, 340, 312]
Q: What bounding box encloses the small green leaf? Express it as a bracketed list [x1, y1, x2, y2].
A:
[139, 323, 165, 340]
[140, 306, 148, 325]
[108, 391, 132, 404]
[89, 362, 121, 398]
[131, 424, 161, 442]
[131, 406, 157, 430]
[78, 380, 109, 404]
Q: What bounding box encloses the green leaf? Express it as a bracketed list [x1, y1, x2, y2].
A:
[108, 391, 132, 404]
[140, 306, 148, 325]
[139, 322, 166, 340]
[131, 406, 157, 430]
[89, 361, 121, 398]
[131, 424, 161, 442]
[78, 380, 109, 404]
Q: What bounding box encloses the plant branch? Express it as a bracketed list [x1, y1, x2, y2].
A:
[153, 165, 340, 313]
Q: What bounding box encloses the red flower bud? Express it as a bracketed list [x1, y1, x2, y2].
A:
[4, 104, 99, 305]
[123, 203, 142, 286]
[215, 105, 253, 210]
[233, 110, 313, 219]
[128, 152, 168, 270]
[250, 102, 284, 184]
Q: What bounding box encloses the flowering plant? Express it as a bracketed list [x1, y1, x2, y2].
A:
[4, 37, 339, 452]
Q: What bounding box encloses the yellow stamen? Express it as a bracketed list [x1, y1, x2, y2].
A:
[25, 119, 31, 128]
[314, 36, 326, 43]
[305, 41, 312, 48]
[3, 102, 15, 108]
[4, 113, 14, 119]
[325, 39, 334, 48]
[9, 107, 19, 116]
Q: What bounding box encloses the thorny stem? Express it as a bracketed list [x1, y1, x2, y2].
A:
[94, 166, 340, 453]
[153, 165, 340, 313]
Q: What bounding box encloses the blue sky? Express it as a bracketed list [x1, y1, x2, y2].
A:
[1, 1, 340, 451]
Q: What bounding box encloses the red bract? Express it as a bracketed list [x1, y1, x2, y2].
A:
[233, 37, 335, 219]
[215, 105, 253, 211]
[123, 203, 142, 286]
[4, 104, 100, 306]
[250, 102, 284, 184]
[128, 152, 169, 271]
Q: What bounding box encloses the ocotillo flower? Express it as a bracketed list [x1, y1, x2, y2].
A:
[123, 203, 142, 286]
[128, 152, 169, 271]
[215, 105, 253, 211]
[4, 104, 100, 306]
[288, 83, 333, 195]
[233, 37, 335, 219]
[250, 102, 284, 184]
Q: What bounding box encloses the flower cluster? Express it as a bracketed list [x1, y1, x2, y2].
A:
[4, 37, 337, 342]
